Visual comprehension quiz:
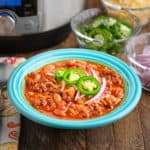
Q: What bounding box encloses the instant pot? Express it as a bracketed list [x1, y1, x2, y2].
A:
[0, 0, 86, 53]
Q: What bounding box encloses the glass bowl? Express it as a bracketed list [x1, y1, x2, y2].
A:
[71, 8, 141, 56]
[125, 32, 150, 91]
[101, 0, 150, 26]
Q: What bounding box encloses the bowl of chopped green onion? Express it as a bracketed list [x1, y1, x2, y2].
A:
[71, 8, 141, 55]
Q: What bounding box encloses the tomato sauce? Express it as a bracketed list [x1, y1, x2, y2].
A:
[24, 60, 125, 120]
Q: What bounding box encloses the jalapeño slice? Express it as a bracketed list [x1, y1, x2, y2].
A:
[55, 69, 66, 80]
[63, 68, 86, 85]
[77, 76, 100, 95]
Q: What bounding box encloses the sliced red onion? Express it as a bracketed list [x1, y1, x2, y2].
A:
[132, 47, 150, 90]
[90, 66, 100, 81]
[140, 63, 150, 67]
[64, 102, 72, 112]
[75, 91, 80, 101]
[85, 78, 107, 104]
[46, 72, 54, 76]
[75, 92, 85, 101]
[79, 95, 85, 99]
[139, 71, 150, 82]
[61, 81, 66, 92]
[135, 55, 150, 60]
[143, 45, 150, 54]
[134, 53, 150, 68]
[85, 71, 90, 76]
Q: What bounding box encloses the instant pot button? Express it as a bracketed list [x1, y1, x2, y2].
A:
[0, 12, 15, 34]
[24, 11, 32, 16]
[24, 3, 32, 8]
[24, 20, 34, 30]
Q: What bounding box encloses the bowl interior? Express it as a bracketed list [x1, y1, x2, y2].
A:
[8, 48, 142, 129]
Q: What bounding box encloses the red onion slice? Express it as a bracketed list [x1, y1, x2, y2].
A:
[64, 102, 72, 113]
[134, 52, 150, 68]
[132, 46, 150, 90]
[46, 72, 54, 76]
[143, 45, 150, 54]
[135, 55, 150, 60]
[85, 78, 107, 104]
[90, 66, 99, 81]
[75, 91, 80, 101]
[61, 81, 66, 92]
[75, 91, 85, 101]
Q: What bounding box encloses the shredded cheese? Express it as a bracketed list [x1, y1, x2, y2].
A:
[108, 0, 150, 25]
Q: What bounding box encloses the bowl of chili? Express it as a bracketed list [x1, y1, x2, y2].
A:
[7, 48, 142, 129]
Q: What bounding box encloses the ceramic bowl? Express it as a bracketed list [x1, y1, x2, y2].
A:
[8, 48, 142, 129]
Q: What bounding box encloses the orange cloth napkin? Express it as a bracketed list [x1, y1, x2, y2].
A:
[0, 57, 25, 150]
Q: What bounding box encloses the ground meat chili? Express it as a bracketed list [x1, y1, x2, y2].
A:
[24, 60, 125, 120]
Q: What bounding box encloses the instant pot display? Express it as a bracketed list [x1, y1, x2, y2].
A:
[0, 0, 21, 7]
[0, 0, 37, 17]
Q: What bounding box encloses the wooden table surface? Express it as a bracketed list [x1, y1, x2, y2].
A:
[3, 0, 150, 150]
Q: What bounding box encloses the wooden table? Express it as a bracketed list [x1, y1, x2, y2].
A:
[3, 0, 150, 149]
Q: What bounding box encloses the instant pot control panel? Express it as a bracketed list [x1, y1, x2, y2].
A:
[0, 0, 38, 35]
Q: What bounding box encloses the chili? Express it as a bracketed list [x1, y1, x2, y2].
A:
[24, 59, 125, 120]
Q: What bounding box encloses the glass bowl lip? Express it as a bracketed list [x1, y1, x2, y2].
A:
[125, 32, 150, 71]
[101, 0, 150, 11]
[7, 48, 142, 129]
[71, 8, 142, 44]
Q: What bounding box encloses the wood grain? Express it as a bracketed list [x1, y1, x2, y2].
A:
[138, 92, 150, 150]
[54, 129, 86, 150]
[87, 0, 101, 8]
[113, 108, 145, 150]
[86, 126, 115, 150]
[19, 117, 86, 150]
[19, 117, 56, 150]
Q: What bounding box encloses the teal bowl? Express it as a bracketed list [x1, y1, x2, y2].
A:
[8, 48, 142, 129]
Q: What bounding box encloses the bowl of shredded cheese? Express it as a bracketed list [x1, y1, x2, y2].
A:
[101, 0, 150, 25]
